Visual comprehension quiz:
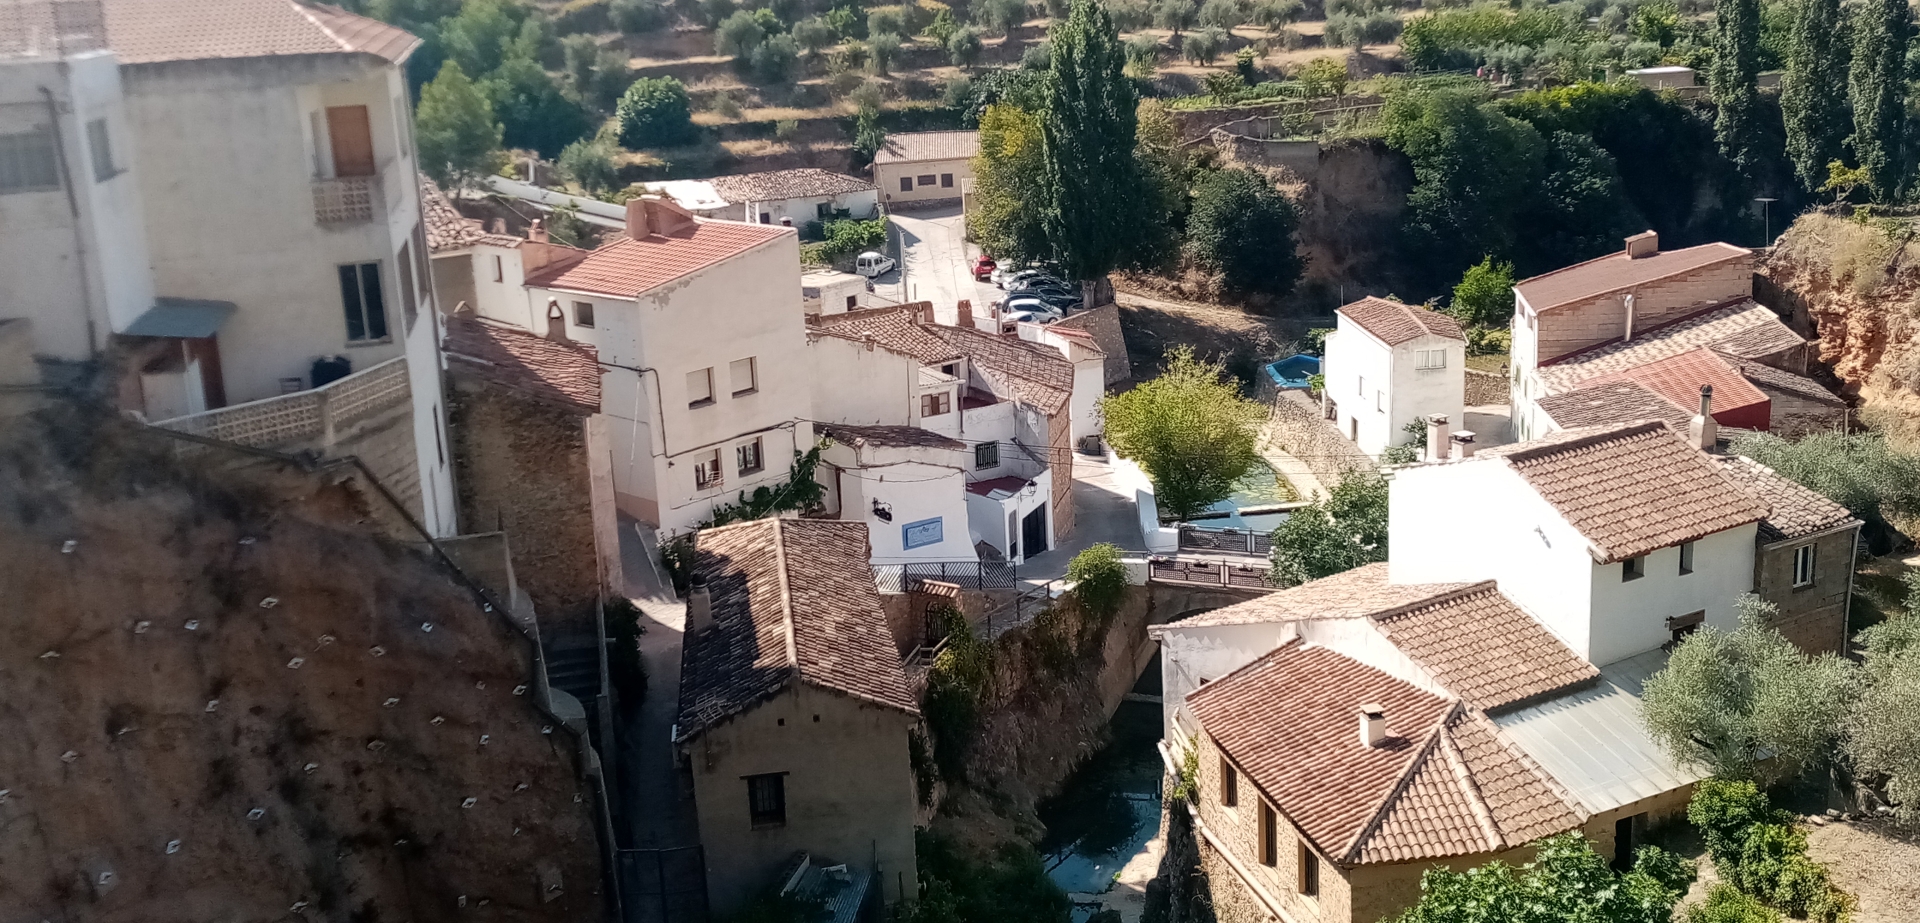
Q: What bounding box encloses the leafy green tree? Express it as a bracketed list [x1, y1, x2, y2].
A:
[793, 15, 838, 54]
[1710, 0, 1765, 186]
[1846, 570, 1920, 825]
[1630, 0, 1680, 46]
[1449, 256, 1515, 327]
[1185, 168, 1305, 296]
[1039, 0, 1143, 290]
[851, 97, 887, 165]
[1100, 346, 1265, 522]
[1198, 0, 1245, 29]
[482, 56, 592, 157]
[1252, 0, 1303, 31]
[868, 33, 903, 74]
[415, 60, 505, 190]
[751, 33, 801, 82]
[1686, 885, 1784, 923]
[1728, 430, 1920, 550]
[1521, 130, 1646, 270]
[715, 8, 767, 56]
[976, 0, 1030, 35]
[924, 6, 959, 44]
[610, 0, 667, 32]
[1183, 27, 1225, 64]
[971, 104, 1052, 262]
[1269, 469, 1388, 587]
[868, 7, 904, 39]
[1686, 781, 1856, 922]
[616, 76, 698, 148]
[1152, 0, 1197, 39]
[1848, 0, 1913, 203]
[1391, 833, 1694, 923]
[1297, 56, 1348, 98]
[1641, 595, 1858, 783]
[1780, 0, 1849, 192]
[900, 833, 1072, 923]
[558, 137, 618, 194]
[1066, 543, 1129, 623]
[949, 26, 986, 68]
[1382, 86, 1544, 287]
[441, 0, 524, 77]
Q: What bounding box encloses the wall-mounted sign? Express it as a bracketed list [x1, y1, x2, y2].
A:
[901, 517, 944, 550]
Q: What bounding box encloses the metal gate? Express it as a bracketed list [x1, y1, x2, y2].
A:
[616, 846, 709, 923]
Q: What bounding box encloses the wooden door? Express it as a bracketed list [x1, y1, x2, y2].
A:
[326, 105, 376, 177]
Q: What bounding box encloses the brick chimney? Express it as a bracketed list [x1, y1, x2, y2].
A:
[526, 218, 548, 244]
[956, 299, 974, 329]
[686, 575, 712, 633]
[1449, 430, 1477, 459]
[1359, 704, 1387, 748]
[1625, 230, 1658, 259]
[1689, 384, 1717, 450]
[1424, 414, 1450, 462]
[543, 299, 568, 342]
[625, 195, 697, 239]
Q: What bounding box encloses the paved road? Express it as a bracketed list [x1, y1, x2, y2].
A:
[881, 205, 1002, 325]
[1017, 451, 1148, 583]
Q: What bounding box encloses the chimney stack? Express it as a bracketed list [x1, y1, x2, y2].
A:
[1449, 430, 1477, 459]
[625, 198, 650, 239]
[544, 299, 569, 342]
[1689, 384, 1717, 450]
[1425, 414, 1451, 462]
[686, 575, 712, 633]
[1359, 704, 1387, 748]
[1625, 230, 1658, 259]
[526, 219, 549, 244]
[956, 299, 974, 329]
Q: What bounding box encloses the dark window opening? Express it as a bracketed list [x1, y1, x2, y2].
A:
[1298, 844, 1320, 896]
[1258, 802, 1278, 867]
[574, 301, 595, 328]
[899, 177, 912, 192]
[747, 773, 786, 827]
[1623, 556, 1645, 581]
[337, 262, 388, 342]
[1220, 756, 1237, 807]
[975, 442, 998, 469]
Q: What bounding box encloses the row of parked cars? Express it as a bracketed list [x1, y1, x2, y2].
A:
[974, 257, 1079, 331]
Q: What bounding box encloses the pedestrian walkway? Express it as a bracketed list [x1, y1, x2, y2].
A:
[1016, 451, 1147, 583]
[617, 514, 697, 849]
[1259, 440, 1328, 502]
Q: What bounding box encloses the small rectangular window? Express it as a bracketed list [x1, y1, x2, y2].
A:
[1793, 544, 1816, 587]
[900, 177, 912, 192]
[432, 405, 446, 466]
[975, 442, 999, 469]
[1678, 542, 1694, 575]
[87, 118, 115, 182]
[1376, 390, 1384, 412]
[1298, 844, 1320, 896]
[397, 242, 418, 333]
[1259, 802, 1279, 867]
[492, 254, 504, 282]
[845, 295, 858, 310]
[337, 262, 389, 342]
[736, 437, 764, 475]
[694, 448, 724, 489]
[817, 201, 832, 219]
[1357, 375, 1364, 396]
[917, 173, 937, 186]
[746, 773, 786, 827]
[1416, 348, 1446, 369]
[687, 368, 714, 407]
[1219, 756, 1237, 807]
[574, 301, 595, 328]
[1623, 556, 1645, 582]
[922, 392, 951, 417]
[0, 127, 61, 194]
[941, 173, 953, 188]
[730, 357, 757, 396]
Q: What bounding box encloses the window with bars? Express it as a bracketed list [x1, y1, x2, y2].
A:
[336, 262, 389, 342]
[746, 773, 786, 827]
[737, 438, 764, 475]
[0, 127, 60, 194]
[975, 442, 998, 469]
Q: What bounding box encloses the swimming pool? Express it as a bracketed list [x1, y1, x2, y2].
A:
[1264, 353, 1321, 389]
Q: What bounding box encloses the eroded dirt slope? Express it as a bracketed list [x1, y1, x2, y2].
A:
[0, 409, 605, 922]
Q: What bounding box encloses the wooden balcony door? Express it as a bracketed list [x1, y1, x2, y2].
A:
[325, 105, 376, 178]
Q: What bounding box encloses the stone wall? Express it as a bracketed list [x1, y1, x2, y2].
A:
[445, 372, 604, 643]
[1053, 303, 1132, 388]
[1755, 529, 1859, 655]
[1266, 389, 1372, 489]
[1465, 368, 1509, 406]
[1534, 259, 1754, 363]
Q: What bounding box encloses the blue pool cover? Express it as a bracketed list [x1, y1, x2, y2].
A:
[1264, 354, 1321, 388]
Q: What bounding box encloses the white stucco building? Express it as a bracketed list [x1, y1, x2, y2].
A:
[646, 168, 879, 225]
[1, 0, 455, 534]
[1321, 297, 1465, 458]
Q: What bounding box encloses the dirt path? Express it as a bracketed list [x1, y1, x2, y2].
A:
[1674, 818, 1920, 923]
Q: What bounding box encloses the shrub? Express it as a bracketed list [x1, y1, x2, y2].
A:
[715, 9, 767, 56]
[866, 33, 902, 73]
[1686, 885, 1785, 923]
[824, 4, 865, 38]
[1324, 9, 1400, 46]
[1449, 256, 1515, 326]
[1125, 33, 1161, 73]
[1199, 0, 1247, 28]
[1251, 0, 1303, 29]
[1020, 40, 1051, 69]
[975, 0, 1030, 34]
[1271, 469, 1389, 585]
[616, 76, 698, 148]
[1066, 543, 1130, 625]
[750, 33, 801, 82]
[610, 0, 667, 32]
[1686, 782, 1857, 923]
[774, 118, 800, 140]
[1183, 27, 1225, 64]
[792, 15, 838, 53]
[868, 7, 905, 38]
[558, 137, 618, 193]
[921, 606, 993, 780]
[1464, 325, 1510, 356]
[1108, 0, 1154, 31]
[1185, 167, 1304, 295]
[1297, 55, 1347, 97]
[949, 25, 986, 66]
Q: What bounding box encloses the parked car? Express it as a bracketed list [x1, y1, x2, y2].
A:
[854, 251, 897, 278]
[1001, 308, 1063, 333]
[1000, 269, 1047, 290]
[990, 263, 1032, 288]
[973, 255, 997, 280]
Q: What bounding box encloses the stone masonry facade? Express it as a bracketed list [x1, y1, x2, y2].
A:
[1532, 260, 1755, 363]
[1755, 528, 1858, 655]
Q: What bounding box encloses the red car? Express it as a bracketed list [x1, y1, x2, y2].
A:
[973, 255, 997, 281]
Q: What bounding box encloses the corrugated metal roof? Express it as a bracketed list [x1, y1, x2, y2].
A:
[122, 297, 236, 337]
[1491, 649, 1703, 815]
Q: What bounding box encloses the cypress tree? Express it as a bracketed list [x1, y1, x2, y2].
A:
[1849, 0, 1913, 203]
[1710, 0, 1765, 187]
[1781, 0, 1850, 193]
[1038, 0, 1142, 291]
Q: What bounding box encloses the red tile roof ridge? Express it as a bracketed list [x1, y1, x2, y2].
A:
[1517, 242, 1750, 313]
[522, 219, 791, 297]
[1361, 579, 1500, 623]
[1436, 720, 1505, 850]
[1337, 715, 1457, 862]
[1486, 419, 1674, 463]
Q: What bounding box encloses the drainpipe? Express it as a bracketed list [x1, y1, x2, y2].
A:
[43, 83, 101, 359]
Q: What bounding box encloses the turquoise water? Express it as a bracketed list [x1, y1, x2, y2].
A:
[1190, 460, 1295, 532]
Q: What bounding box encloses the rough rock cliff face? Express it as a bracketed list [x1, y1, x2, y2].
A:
[0, 408, 605, 922]
[1762, 212, 1920, 440]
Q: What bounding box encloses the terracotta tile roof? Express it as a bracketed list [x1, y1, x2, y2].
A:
[708, 169, 875, 203]
[1338, 297, 1465, 346]
[1717, 352, 1845, 406]
[1515, 242, 1751, 313]
[1583, 347, 1770, 425]
[1538, 301, 1804, 392]
[1478, 422, 1767, 563]
[928, 325, 1074, 414]
[814, 306, 963, 365]
[443, 316, 601, 413]
[1359, 711, 1582, 863]
[872, 130, 980, 165]
[1152, 563, 1475, 632]
[420, 177, 487, 254]
[1371, 585, 1600, 713]
[100, 0, 419, 65]
[677, 519, 918, 740]
[1537, 380, 1691, 430]
[819, 422, 965, 451]
[1713, 456, 1861, 543]
[525, 220, 791, 299]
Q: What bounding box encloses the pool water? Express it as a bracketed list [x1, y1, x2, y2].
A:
[1189, 461, 1297, 531]
[1264, 354, 1321, 389]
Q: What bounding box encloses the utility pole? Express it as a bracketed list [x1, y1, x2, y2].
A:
[1755, 197, 1777, 247]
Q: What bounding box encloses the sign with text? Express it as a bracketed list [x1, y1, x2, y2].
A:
[901, 517, 944, 550]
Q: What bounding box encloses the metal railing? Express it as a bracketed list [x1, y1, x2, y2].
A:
[313, 174, 382, 225]
[155, 357, 410, 450]
[1179, 525, 1273, 556]
[873, 559, 1016, 593]
[0, 0, 105, 58]
[1148, 556, 1280, 590]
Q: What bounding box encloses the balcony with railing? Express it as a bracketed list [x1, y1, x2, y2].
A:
[313, 173, 383, 225]
[155, 356, 411, 451]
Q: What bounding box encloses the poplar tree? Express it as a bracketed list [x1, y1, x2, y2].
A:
[1710, 0, 1764, 186]
[1038, 0, 1142, 294]
[1849, 0, 1913, 203]
[1781, 0, 1850, 193]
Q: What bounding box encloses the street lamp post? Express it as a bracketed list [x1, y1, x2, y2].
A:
[1755, 197, 1778, 247]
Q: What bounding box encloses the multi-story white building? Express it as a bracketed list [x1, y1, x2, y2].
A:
[1321, 297, 1465, 458]
[0, 0, 455, 534]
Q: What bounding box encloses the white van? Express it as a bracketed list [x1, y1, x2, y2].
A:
[854, 251, 897, 278]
